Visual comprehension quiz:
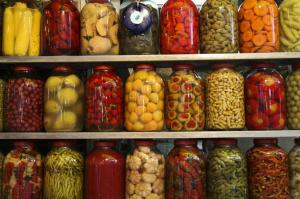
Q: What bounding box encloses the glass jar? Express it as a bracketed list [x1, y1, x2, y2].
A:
[2, 1, 41, 56]
[280, 0, 300, 51]
[85, 65, 123, 131]
[125, 64, 164, 131]
[239, 0, 279, 53]
[200, 0, 239, 53]
[2, 141, 43, 199]
[166, 140, 206, 199]
[206, 63, 245, 130]
[0, 150, 5, 199]
[126, 140, 165, 199]
[5, 66, 43, 132]
[247, 138, 289, 198]
[44, 66, 84, 132]
[160, 0, 199, 54]
[245, 63, 286, 130]
[44, 140, 84, 199]
[207, 139, 248, 199]
[85, 141, 125, 199]
[42, 0, 80, 55]
[0, 74, 5, 131]
[81, 0, 119, 55]
[289, 138, 300, 198]
[120, 0, 159, 54]
[286, 63, 300, 129]
[166, 64, 205, 131]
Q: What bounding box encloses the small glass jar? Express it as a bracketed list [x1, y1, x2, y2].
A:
[286, 63, 300, 129]
[44, 140, 84, 199]
[85, 65, 123, 131]
[206, 63, 245, 130]
[166, 140, 206, 199]
[85, 141, 125, 199]
[126, 140, 165, 199]
[2, 1, 41, 56]
[200, 0, 239, 53]
[125, 64, 164, 131]
[5, 66, 43, 132]
[207, 139, 248, 199]
[80, 0, 119, 55]
[247, 138, 289, 198]
[160, 0, 199, 54]
[120, 0, 159, 54]
[42, 0, 80, 55]
[239, 0, 279, 53]
[166, 64, 205, 131]
[245, 63, 286, 130]
[44, 66, 84, 132]
[289, 138, 300, 198]
[2, 141, 43, 199]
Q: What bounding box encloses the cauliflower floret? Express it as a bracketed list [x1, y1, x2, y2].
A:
[134, 150, 150, 163]
[142, 173, 157, 183]
[138, 146, 151, 154]
[129, 194, 142, 199]
[135, 182, 152, 197]
[129, 170, 142, 184]
[128, 155, 142, 170]
[127, 182, 135, 195]
[146, 193, 160, 199]
[153, 179, 164, 194]
[156, 164, 165, 178]
[144, 158, 159, 174]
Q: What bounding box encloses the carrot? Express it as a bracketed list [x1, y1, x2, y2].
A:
[244, 10, 255, 20]
[251, 18, 264, 31]
[243, 42, 254, 48]
[269, 4, 278, 18]
[240, 47, 252, 52]
[251, 46, 261, 52]
[263, 15, 271, 26]
[263, 25, 272, 31]
[259, 31, 268, 35]
[175, 23, 185, 32]
[239, 7, 245, 21]
[254, 2, 268, 16]
[242, 0, 257, 10]
[240, 21, 251, 32]
[252, 34, 267, 46]
[267, 31, 275, 42]
[242, 30, 253, 42]
[251, 15, 259, 22]
[265, 42, 275, 47]
[257, 46, 275, 52]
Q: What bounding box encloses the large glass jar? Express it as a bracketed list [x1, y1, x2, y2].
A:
[289, 138, 300, 198]
[247, 138, 289, 198]
[286, 63, 300, 129]
[125, 64, 164, 131]
[120, 0, 159, 54]
[5, 66, 43, 132]
[0, 74, 5, 131]
[126, 140, 165, 199]
[2, 141, 43, 199]
[2, 1, 41, 56]
[44, 66, 84, 132]
[280, 0, 300, 51]
[42, 0, 80, 55]
[44, 141, 84, 199]
[239, 0, 279, 53]
[166, 64, 205, 131]
[166, 140, 206, 199]
[85, 65, 123, 131]
[245, 63, 286, 130]
[200, 0, 238, 53]
[81, 0, 119, 55]
[206, 63, 245, 130]
[160, 0, 199, 54]
[207, 139, 248, 199]
[85, 141, 125, 199]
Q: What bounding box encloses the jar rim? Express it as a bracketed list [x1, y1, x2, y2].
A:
[134, 64, 155, 70]
[135, 139, 156, 146]
[214, 139, 237, 146]
[52, 140, 75, 147]
[252, 62, 275, 68]
[14, 66, 34, 71]
[254, 138, 277, 145]
[174, 139, 197, 146]
[53, 66, 73, 72]
[94, 140, 116, 148]
[14, 141, 35, 148]
[94, 65, 114, 70]
[212, 63, 235, 69]
[173, 64, 193, 70]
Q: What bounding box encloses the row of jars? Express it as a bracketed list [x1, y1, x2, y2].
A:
[1, 138, 299, 199]
[0, 62, 299, 132]
[1, 0, 300, 56]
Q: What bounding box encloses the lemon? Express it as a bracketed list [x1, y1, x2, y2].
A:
[45, 100, 61, 114]
[62, 111, 77, 129]
[137, 95, 149, 106]
[127, 102, 137, 112]
[135, 106, 147, 116]
[152, 83, 162, 92]
[158, 101, 164, 110]
[134, 70, 148, 80]
[133, 121, 144, 131]
[155, 76, 163, 84]
[149, 93, 159, 103]
[144, 120, 157, 131]
[158, 91, 164, 100]
[57, 88, 79, 106]
[127, 74, 134, 82]
[141, 85, 152, 95]
[125, 82, 133, 93]
[140, 112, 153, 123]
[125, 121, 134, 131]
[158, 120, 164, 129]
[44, 116, 54, 129]
[147, 102, 157, 113]
[153, 110, 163, 122]
[133, 79, 143, 91]
[129, 112, 138, 123]
[63, 74, 81, 88]
[146, 75, 156, 84]
[128, 91, 139, 102]
[45, 76, 63, 91]
[53, 117, 64, 130]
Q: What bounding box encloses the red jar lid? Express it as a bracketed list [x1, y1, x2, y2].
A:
[135, 140, 156, 146]
[173, 64, 193, 70]
[94, 140, 116, 148]
[53, 66, 72, 72]
[94, 65, 114, 70]
[134, 64, 155, 71]
[212, 63, 235, 69]
[14, 66, 34, 71]
[254, 138, 277, 145]
[52, 140, 75, 148]
[214, 139, 237, 146]
[174, 139, 197, 146]
[14, 141, 34, 148]
[295, 138, 300, 145]
[252, 63, 275, 68]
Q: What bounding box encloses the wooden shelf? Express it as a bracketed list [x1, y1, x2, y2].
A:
[0, 52, 299, 63]
[0, 130, 298, 139]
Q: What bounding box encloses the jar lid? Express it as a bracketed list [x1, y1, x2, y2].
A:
[14, 66, 34, 71]
[254, 138, 277, 145]
[212, 63, 235, 69]
[214, 139, 237, 146]
[173, 64, 193, 70]
[94, 140, 116, 148]
[14, 141, 34, 148]
[134, 64, 154, 71]
[94, 65, 114, 70]
[174, 139, 197, 146]
[53, 66, 73, 72]
[52, 140, 75, 148]
[252, 63, 275, 68]
[135, 139, 156, 146]
[295, 138, 300, 145]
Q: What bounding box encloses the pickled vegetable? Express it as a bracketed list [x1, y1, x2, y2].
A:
[207, 139, 248, 199]
[200, 0, 239, 53]
[0, 151, 5, 199]
[289, 138, 300, 198]
[0, 79, 5, 131]
[44, 141, 84, 199]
